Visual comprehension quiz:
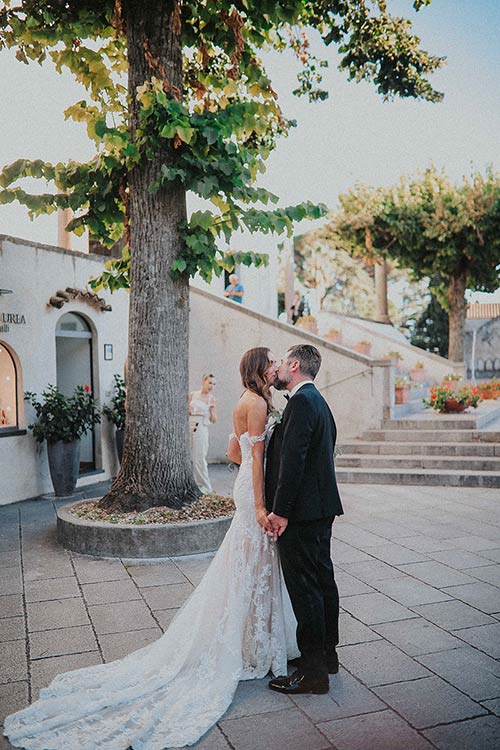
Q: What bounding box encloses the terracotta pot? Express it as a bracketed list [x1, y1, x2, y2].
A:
[443, 398, 466, 413]
[353, 343, 372, 356]
[324, 332, 343, 345]
[410, 369, 425, 382]
[481, 390, 499, 400]
[395, 385, 411, 404]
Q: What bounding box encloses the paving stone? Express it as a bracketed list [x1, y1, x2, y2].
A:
[340, 560, 403, 584]
[23, 559, 74, 582]
[31, 651, 102, 693]
[0, 617, 24, 643]
[173, 556, 213, 587]
[399, 536, 457, 553]
[0, 682, 28, 724]
[453, 623, 500, 658]
[331, 541, 372, 565]
[335, 523, 389, 550]
[126, 562, 187, 587]
[338, 613, 381, 646]
[412, 600, 496, 629]
[0, 595, 22, 619]
[140, 583, 193, 611]
[335, 571, 374, 597]
[396, 561, 478, 588]
[477, 548, 500, 563]
[153, 608, 179, 631]
[340, 593, 415, 625]
[372, 618, 462, 656]
[417, 646, 500, 701]
[0, 573, 22, 597]
[0, 641, 27, 684]
[0, 552, 21, 568]
[338, 640, 430, 687]
[24, 576, 80, 603]
[169, 725, 232, 750]
[30, 625, 98, 659]
[71, 555, 129, 584]
[98, 627, 162, 662]
[363, 544, 428, 566]
[220, 707, 330, 750]
[290, 668, 385, 722]
[452, 536, 500, 552]
[222, 677, 292, 720]
[442, 582, 500, 614]
[374, 675, 487, 729]
[465, 564, 500, 586]
[423, 715, 500, 750]
[373, 577, 452, 606]
[88, 599, 158, 635]
[81, 578, 142, 606]
[429, 549, 496, 569]
[481, 697, 500, 715]
[317, 709, 433, 750]
[27, 597, 89, 632]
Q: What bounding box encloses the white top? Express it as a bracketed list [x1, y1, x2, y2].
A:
[289, 380, 314, 399]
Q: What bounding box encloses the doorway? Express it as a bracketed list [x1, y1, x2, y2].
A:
[55, 312, 95, 473]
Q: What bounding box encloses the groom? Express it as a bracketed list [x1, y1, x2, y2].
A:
[265, 343, 343, 695]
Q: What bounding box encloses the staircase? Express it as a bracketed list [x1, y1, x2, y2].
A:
[336, 406, 500, 487]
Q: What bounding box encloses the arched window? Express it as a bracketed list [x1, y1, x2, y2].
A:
[0, 343, 18, 432]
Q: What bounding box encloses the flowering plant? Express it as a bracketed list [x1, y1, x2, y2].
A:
[414, 361, 425, 369]
[442, 373, 462, 382]
[25, 384, 101, 443]
[267, 407, 283, 430]
[423, 383, 481, 412]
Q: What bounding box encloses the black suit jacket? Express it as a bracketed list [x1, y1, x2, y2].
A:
[265, 383, 343, 522]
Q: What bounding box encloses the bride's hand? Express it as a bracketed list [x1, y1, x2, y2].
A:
[256, 507, 271, 532]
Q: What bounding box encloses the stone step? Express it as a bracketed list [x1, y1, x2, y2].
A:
[335, 467, 500, 488]
[340, 440, 500, 457]
[383, 418, 478, 430]
[361, 429, 500, 443]
[336, 454, 500, 471]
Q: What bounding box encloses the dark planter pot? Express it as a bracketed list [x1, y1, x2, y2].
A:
[443, 398, 467, 414]
[47, 439, 81, 497]
[115, 429, 124, 464]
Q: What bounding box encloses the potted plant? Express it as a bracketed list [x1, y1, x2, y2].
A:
[410, 360, 425, 382]
[394, 377, 411, 404]
[385, 350, 402, 367]
[103, 374, 126, 462]
[441, 372, 462, 388]
[295, 314, 318, 334]
[323, 327, 343, 344]
[423, 384, 481, 413]
[25, 385, 101, 496]
[352, 340, 372, 356]
[478, 379, 500, 400]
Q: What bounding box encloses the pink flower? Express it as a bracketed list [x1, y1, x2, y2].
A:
[84, 384, 91, 393]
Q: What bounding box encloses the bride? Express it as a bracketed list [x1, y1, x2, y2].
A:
[4, 347, 298, 750]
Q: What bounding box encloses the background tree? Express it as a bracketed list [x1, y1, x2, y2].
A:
[0, 0, 443, 511]
[381, 167, 500, 361]
[409, 288, 449, 357]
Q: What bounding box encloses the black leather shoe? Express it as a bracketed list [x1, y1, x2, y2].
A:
[288, 651, 339, 675]
[269, 670, 329, 695]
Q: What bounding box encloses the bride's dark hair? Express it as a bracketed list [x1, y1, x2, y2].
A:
[239, 347, 273, 412]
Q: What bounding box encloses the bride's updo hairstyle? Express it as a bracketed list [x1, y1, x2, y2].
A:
[239, 347, 273, 412]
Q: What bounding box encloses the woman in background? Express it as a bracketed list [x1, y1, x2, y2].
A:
[189, 373, 217, 494]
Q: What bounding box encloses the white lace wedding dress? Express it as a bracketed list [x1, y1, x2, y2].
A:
[4, 430, 298, 750]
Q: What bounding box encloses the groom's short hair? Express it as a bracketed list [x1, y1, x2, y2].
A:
[287, 344, 321, 379]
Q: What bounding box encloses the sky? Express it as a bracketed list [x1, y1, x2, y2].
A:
[0, 0, 499, 299]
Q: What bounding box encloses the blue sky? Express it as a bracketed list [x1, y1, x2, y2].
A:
[0, 0, 499, 264]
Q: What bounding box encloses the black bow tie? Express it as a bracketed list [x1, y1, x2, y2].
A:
[284, 393, 290, 401]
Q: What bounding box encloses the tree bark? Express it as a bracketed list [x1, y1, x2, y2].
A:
[374, 259, 391, 324]
[447, 271, 467, 362]
[99, 0, 199, 511]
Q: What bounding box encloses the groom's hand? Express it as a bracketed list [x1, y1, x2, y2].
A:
[267, 512, 288, 538]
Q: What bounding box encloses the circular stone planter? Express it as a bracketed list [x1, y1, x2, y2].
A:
[57, 502, 233, 558]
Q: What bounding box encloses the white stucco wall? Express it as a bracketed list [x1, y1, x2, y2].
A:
[188, 288, 391, 463]
[0, 236, 129, 504]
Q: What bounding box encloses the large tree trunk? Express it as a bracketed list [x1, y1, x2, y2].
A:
[100, 0, 199, 512]
[447, 271, 467, 362]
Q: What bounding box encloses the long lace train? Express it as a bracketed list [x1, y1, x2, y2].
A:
[4, 430, 298, 749]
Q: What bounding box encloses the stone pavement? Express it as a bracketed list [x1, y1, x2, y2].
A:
[1, 468, 500, 750]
